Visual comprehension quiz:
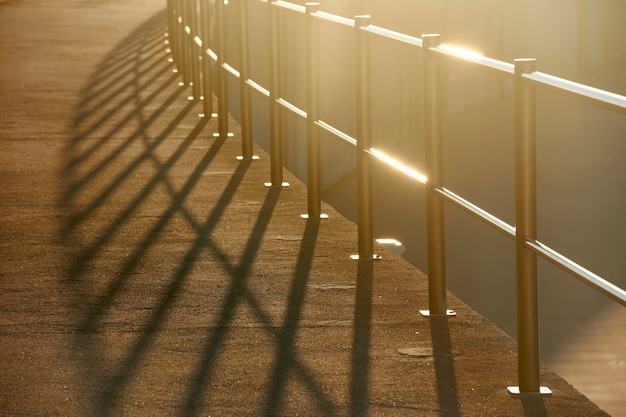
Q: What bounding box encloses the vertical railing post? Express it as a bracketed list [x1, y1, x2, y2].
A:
[215, 0, 230, 137]
[266, 0, 288, 187]
[303, 2, 325, 219]
[355, 15, 374, 260]
[173, 0, 184, 76]
[508, 58, 551, 396]
[166, 0, 175, 62]
[189, 0, 202, 100]
[181, 0, 193, 86]
[237, 0, 255, 160]
[420, 34, 453, 317]
[199, 0, 213, 117]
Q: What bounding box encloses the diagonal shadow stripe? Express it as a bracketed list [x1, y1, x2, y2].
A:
[76, 115, 214, 332]
[181, 183, 281, 416]
[63, 68, 180, 212]
[63, 92, 194, 244]
[78, 17, 168, 98]
[181, 213, 339, 416]
[75, 38, 170, 125]
[68, 58, 176, 168]
[91, 159, 251, 417]
[263, 218, 321, 416]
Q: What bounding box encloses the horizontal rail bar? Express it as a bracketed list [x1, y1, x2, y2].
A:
[277, 97, 307, 119]
[361, 24, 423, 48]
[523, 71, 626, 114]
[273, 0, 306, 14]
[246, 79, 270, 97]
[312, 11, 355, 28]
[437, 187, 516, 238]
[367, 148, 427, 184]
[223, 63, 240, 78]
[432, 44, 515, 75]
[206, 48, 218, 61]
[526, 239, 626, 306]
[315, 120, 357, 146]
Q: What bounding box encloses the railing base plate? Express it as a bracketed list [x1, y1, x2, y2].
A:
[419, 309, 457, 317]
[350, 254, 382, 260]
[507, 386, 552, 396]
[300, 214, 329, 219]
[264, 182, 290, 188]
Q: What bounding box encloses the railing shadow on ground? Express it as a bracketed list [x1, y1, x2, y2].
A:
[58, 9, 381, 417]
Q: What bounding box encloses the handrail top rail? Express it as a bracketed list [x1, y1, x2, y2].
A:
[523, 71, 626, 114]
[272, 0, 306, 14]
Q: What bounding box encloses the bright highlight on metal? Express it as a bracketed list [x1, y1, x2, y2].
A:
[438, 44, 483, 59]
[369, 148, 427, 184]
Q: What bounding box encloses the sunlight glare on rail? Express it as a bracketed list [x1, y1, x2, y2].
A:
[369, 148, 427, 184]
[438, 44, 483, 60]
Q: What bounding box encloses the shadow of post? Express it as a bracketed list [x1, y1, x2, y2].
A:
[521, 395, 548, 416]
[263, 218, 321, 416]
[182, 183, 282, 416]
[350, 258, 374, 417]
[429, 316, 461, 416]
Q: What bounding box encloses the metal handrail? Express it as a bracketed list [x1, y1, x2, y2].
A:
[166, 0, 626, 396]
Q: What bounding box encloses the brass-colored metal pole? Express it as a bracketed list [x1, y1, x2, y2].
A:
[216, 0, 229, 137]
[238, 0, 254, 159]
[190, 0, 202, 99]
[355, 15, 373, 260]
[267, 0, 285, 186]
[422, 34, 448, 316]
[305, 2, 321, 218]
[173, 0, 184, 75]
[181, 0, 192, 86]
[199, 0, 213, 117]
[166, 0, 175, 60]
[511, 58, 550, 396]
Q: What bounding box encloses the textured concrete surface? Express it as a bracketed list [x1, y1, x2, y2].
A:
[0, 0, 612, 415]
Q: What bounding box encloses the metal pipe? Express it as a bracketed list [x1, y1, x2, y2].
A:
[355, 16, 373, 259]
[166, 0, 175, 61]
[181, 0, 192, 86]
[190, 0, 202, 99]
[305, 2, 321, 218]
[199, 0, 213, 116]
[268, 0, 284, 185]
[512, 58, 545, 395]
[238, 0, 254, 158]
[422, 34, 448, 316]
[173, 0, 184, 74]
[216, 0, 229, 136]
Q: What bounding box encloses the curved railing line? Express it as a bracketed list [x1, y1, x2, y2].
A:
[166, 0, 626, 397]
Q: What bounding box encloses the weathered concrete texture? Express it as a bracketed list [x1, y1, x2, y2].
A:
[0, 0, 610, 416]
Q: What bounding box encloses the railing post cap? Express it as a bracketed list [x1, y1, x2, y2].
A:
[305, 2, 320, 12]
[514, 58, 536, 74]
[422, 34, 441, 48]
[355, 15, 371, 27]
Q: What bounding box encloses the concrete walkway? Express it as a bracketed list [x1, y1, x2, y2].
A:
[0, 0, 610, 415]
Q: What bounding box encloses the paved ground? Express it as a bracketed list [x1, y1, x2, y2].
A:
[0, 0, 613, 415]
